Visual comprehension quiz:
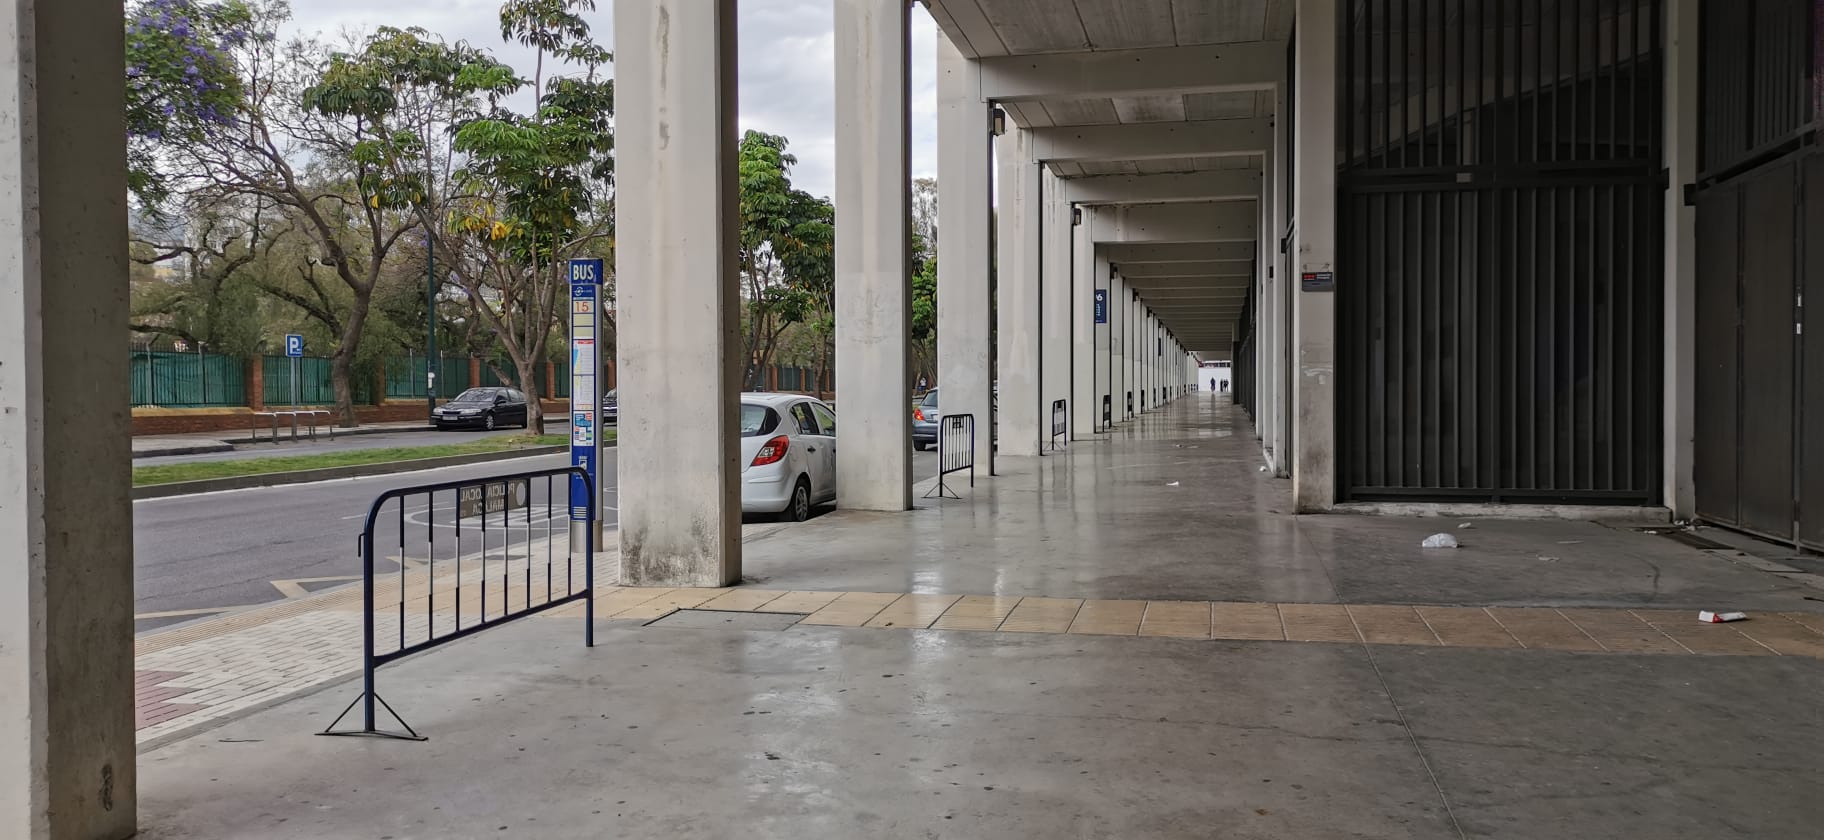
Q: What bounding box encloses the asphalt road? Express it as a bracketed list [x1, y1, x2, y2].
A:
[134, 447, 938, 634]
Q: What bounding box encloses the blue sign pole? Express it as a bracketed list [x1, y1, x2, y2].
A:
[568, 259, 604, 545]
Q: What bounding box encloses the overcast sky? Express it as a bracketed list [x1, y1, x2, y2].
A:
[287, 0, 940, 200]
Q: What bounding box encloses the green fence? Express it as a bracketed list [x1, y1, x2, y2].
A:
[131, 350, 246, 407]
[384, 353, 473, 400]
[262, 355, 373, 406]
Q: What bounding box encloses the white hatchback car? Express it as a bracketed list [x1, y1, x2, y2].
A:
[739, 393, 838, 521]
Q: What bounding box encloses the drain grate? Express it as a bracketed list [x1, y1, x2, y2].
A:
[645, 609, 806, 631]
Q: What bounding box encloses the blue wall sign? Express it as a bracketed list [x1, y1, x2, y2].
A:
[284, 334, 304, 357]
[1094, 289, 1108, 324]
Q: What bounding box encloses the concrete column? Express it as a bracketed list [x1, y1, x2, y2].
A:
[1110, 270, 1127, 423]
[1071, 206, 1098, 439]
[1, 0, 137, 835]
[936, 31, 995, 473]
[1291, 0, 1338, 512]
[1040, 170, 1073, 444]
[1091, 239, 1112, 431]
[1129, 292, 1141, 417]
[1662, 0, 1697, 518]
[616, 0, 742, 585]
[1273, 83, 1293, 476]
[834, 0, 912, 510]
[996, 127, 1043, 456]
[1258, 133, 1281, 466]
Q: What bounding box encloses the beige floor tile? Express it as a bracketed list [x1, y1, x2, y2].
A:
[1138, 601, 1212, 639]
[1067, 600, 1147, 635]
[697, 589, 789, 612]
[1736, 615, 1824, 658]
[1209, 602, 1286, 641]
[1417, 607, 1520, 649]
[866, 594, 964, 629]
[999, 598, 1084, 633]
[1631, 610, 1776, 656]
[1780, 612, 1824, 635]
[1346, 605, 1439, 646]
[1278, 603, 1361, 643]
[1484, 608, 1605, 651]
[609, 588, 730, 620]
[800, 592, 900, 627]
[1557, 609, 1688, 654]
[929, 595, 1021, 631]
[756, 591, 845, 614]
[596, 587, 676, 616]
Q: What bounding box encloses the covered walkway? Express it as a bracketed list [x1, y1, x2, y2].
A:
[137, 398, 1824, 839]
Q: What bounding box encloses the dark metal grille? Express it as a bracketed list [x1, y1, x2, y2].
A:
[1337, 0, 1665, 503]
[1699, 0, 1819, 180]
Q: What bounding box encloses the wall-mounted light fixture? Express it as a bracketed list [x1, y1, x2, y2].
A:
[990, 106, 1007, 136]
[1071, 206, 1082, 226]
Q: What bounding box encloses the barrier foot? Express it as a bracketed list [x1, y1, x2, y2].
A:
[922, 477, 961, 500]
[317, 691, 427, 741]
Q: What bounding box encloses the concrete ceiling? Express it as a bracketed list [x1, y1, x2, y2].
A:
[926, 0, 1294, 57]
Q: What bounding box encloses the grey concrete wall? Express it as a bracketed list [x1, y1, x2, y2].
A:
[1291, 0, 1338, 512]
[0, 0, 138, 835]
[1662, 0, 1698, 519]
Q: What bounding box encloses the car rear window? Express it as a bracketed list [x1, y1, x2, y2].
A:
[740, 404, 778, 437]
[921, 390, 938, 408]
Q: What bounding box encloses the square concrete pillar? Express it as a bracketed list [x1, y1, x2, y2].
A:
[1109, 269, 1127, 423]
[615, 0, 743, 585]
[1662, 0, 1698, 519]
[1, 0, 137, 835]
[1071, 208, 1099, 439]
[1040, 170, 1073, 445]
[996, 127, 1043, 456]
[935, 31, 995, 473]
[834, 0, 912, 510]
[1291, 0, 1338, 512]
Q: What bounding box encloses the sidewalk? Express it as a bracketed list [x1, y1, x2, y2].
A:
[132, 397, 1824, 838]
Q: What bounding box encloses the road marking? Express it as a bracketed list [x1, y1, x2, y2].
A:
[134, 606, 256, 620]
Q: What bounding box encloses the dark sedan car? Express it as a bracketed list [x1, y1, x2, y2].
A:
[434, 387, 529, 431]
[602, 388, 618, 425]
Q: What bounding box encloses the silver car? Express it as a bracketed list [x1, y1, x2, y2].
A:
[739, 393, 838, 521]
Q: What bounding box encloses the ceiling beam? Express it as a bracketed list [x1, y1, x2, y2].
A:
[1095, 202, 1258, 244]
[1028, 119, 1271, 164]
[1103, 242, 1256, 263]
[979, 42, 1286, 102]
[1061, 171, 1260, 205]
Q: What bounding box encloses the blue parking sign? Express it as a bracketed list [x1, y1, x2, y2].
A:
[284, 334, 304, 357]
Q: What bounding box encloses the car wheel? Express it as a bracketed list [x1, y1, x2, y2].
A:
[780, 476, 812, 523]
[484, 412, 497, 431]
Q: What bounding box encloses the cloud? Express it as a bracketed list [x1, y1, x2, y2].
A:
[284, 0, 939, 201]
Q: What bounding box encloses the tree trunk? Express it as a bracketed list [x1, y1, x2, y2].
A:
[330, 293, 372, 427]
[515, 357, 543, 433]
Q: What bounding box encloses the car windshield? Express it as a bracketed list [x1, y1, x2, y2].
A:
[450, 389, 496, 404]
[604, 389, 617, 402]
[921, 390, 938, 409]
[740, 404, 776, 437]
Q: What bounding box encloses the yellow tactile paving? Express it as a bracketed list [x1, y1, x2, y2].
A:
[865, 594, 965, 629]
[929, 595, 1022, 631]
[1418, 607, 1521, 649]
[999, 598, 1084, 633]
[1210, 602, 1286, 641]
[1348, 605, 1441, 646]
[1279, 603, 1361, 643]
[1067, 600, 1148, 635]
[799, 592, 902, 627]
[1557, 609, 1689, 654]
[1630, 610, 1777, 656]
[697, 589, 789, 612]
[1138, 601, 1212, 639]
[1484, 608, 1606, 651]
[1735, 615, 1824, 657]
[755, 591, 845, 615]
[611, 588, 731, 620]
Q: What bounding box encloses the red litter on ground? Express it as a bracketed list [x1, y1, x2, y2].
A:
[1698, 611, 1748, 623]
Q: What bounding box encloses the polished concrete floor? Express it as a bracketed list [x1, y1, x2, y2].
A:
[137, 396, 1824, 839]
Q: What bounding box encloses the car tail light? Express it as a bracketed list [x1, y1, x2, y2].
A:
[914, 408, 926, 422]
[751, 435, 790, 466]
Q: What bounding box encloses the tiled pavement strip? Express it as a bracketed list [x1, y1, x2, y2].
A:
[134, 543, 1824, 745]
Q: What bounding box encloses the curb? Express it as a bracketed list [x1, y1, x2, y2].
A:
[131, 443, 605, 500]
[131, 442, 237, 460]
[220, 423, 437, 445]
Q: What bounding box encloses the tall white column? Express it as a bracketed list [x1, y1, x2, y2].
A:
[996, 127, 1043, 456]
[1273, 83, 1293, 475]
[1128, 292, 1141, 417]
[616, 0, 742, 585]
[1, 0, 136, 835]
[1071, 206, 1098, 439]
[1040, 170, 1073, 444]
[935, 31, 995, 473]
[1662, 0, 1698, 518]
[1258, 135, 1281, 465]
[1292, 0, 1338, 512]
[834, 0, 912, 510]
[1110, 270, 1127, 423]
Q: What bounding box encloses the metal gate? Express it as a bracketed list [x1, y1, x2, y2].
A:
[1691, 0, 1822, 550]
[1336, 0, 1665, 503]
